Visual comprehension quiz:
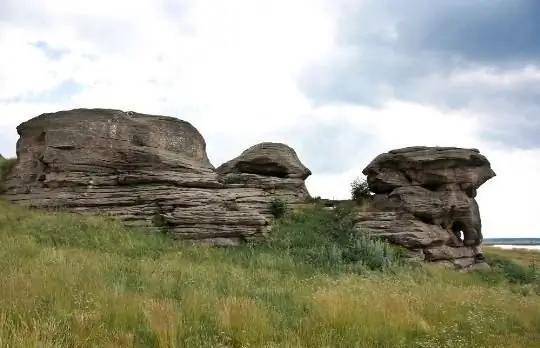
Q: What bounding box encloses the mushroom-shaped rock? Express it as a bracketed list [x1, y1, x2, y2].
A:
[2, 108, 274, 245]
[217, 142, 311, 179]
[362, 146, 496, 194]
[355, 146, 495, 270]
[217, 142, 312, 204]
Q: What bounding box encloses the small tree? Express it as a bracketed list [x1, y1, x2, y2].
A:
[350, 177, 373, 202]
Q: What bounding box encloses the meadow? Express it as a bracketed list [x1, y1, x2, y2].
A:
[0, 198, 539, 348]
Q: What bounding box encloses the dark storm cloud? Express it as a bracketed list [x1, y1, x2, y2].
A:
[300, 0, 540, 147]
[388, 0, 540, 65]
[337, 0, 540, 64]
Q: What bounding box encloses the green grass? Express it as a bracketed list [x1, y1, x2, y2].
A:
[0, 200, 539, 347]
[0, 157, 17, 192]
[484, 246, 540, 267]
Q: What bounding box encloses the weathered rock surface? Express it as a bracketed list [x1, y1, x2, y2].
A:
[217, 142, 311, 208]
[1, 108, 311, 245]
[354, 146, 495, 269]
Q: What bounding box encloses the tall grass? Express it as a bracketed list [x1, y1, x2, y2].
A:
[0, 157, 16, 192]
[0, 200, 539, 347]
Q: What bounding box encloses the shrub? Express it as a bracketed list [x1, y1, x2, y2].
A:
[0, 157, 16, 179]
[264, 206, 403, 273]
[483, 252, 539, 285]
[222, 173, 245, 185]
[0, 157, 17, 192]
[350, 177, 373, 202]
[268, 198, 287, 218]
[306, 195, 322, 203]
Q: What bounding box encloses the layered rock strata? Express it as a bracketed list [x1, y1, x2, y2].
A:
[1, 108, 311, 245]
[217, 142, 312, 212]
[353, 146, 496, 269]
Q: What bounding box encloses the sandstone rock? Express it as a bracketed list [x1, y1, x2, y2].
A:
[355, 146, 495, 269]
[423, 246, 476, 261]
[462, 262, 491, 272]
[217, 142, 311, 205]
[352, 212, 450, 248]
[217, 142, 311, 179]
[363, 146, 495, 194]
[1, 108, 311, 244]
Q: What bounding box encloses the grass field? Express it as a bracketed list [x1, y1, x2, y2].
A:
[484, 246, 540, 267]
[0, 199, 539, 348]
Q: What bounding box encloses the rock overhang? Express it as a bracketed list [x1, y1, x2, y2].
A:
[355, 145, 496, 270]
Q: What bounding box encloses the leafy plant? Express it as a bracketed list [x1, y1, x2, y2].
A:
[264, 206, 403, 273]
[482, 252, 539, 285]
[0, 157, 17, 193]
[268, 198, 287, 218]
[221, 173, 245, 185]
[350, 177, 374, 202]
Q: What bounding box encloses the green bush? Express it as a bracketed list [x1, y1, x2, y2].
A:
[350, 177, 373, 202]
[0, 157, 17, 192]
[268, 198, 287, 218]
[263, 206, 403, 273]
[483, 252, 539, 285]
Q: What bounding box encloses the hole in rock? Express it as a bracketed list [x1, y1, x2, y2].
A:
[423, 183, 441, 191]
[450, 220, 466, 244]
[236, 161, 289, 178]
[416, 215, 434, 225]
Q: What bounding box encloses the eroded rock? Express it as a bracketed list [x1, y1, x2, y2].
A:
[217, 142, 311, 207]
[355, 146, 495, 269]
[1, 108, 311, 244]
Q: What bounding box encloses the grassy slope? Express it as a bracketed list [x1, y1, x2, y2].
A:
[0, 200, 540, 347]
[0, 157, 17, 192]
[484, 246, 540, 267]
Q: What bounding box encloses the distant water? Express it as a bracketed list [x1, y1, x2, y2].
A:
[491, 245, 540, 251]
[484, 238, 540, 246]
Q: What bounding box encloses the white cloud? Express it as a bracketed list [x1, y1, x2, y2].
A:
[0, 0, 539, 238]
[449, 65, 540, 88]
[302, 100, 540, 239]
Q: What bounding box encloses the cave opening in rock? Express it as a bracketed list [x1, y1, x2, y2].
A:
[423, 182, 441, 191]
[451, 220, 466, 244]
[236, 161, 289, 178]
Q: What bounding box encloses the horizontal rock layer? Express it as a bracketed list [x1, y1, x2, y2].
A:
[356, 146, 495, 269]
[2, 109, 311, 245]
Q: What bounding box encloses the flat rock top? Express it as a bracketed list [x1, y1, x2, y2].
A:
[363, 146, 491, 173]
[362, 146, 496, 193]
[17, 108, 213, 168]
[217, 142, 312, 179]
[17, 109, 197, 134]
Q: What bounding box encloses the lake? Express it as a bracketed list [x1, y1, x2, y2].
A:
[490, 245, 540, 251]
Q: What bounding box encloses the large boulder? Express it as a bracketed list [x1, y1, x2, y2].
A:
[217, 142, 312, 207]
[354, 146, 495, 269]
[1, 108, 311, 245]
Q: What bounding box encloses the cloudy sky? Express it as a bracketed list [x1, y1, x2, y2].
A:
[1, 0, 539, 238]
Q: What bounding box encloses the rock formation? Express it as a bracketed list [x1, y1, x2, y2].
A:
[217, 142, 311, 207]
[353, 146, 496, 269]
[1, 108, 312, 245]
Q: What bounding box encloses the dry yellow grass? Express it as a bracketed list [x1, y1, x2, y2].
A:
[0, 200, 539, 347]
[484, 246, 540, 267]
